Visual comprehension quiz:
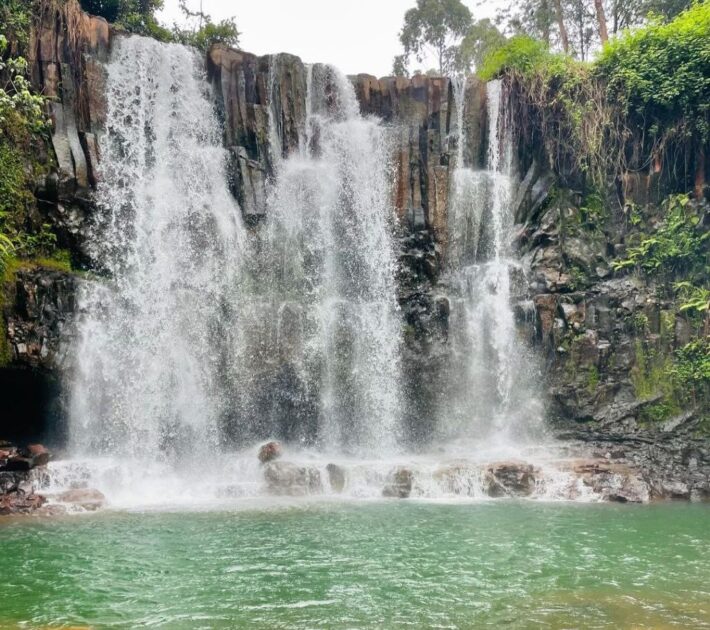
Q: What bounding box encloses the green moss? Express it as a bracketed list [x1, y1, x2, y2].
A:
[639, 399, 680, 424]
[586, 366, 600, 394]
[631, 340, 674, 401]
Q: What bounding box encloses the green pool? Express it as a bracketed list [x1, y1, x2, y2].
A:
[1, 501, 708, 628]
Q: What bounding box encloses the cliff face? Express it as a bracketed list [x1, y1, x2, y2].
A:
[3, 1, 707, 497]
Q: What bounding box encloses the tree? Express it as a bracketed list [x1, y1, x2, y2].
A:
[172, 0, 239, 51]
[594, 0, 609, 43]
[552, 0, 570, 52]
[80, 0, 164, 23]
[393, 0, 472, 75]
[454, 19, 506, 73]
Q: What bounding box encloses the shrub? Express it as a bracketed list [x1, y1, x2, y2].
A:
[596, 2, 710, 143]
[612, 195, 709, 277]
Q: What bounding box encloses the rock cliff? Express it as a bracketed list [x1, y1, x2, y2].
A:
[1, 0, 707, 500]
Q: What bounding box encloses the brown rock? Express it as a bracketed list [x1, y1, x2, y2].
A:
[58, 488, 106, 510]
[0, 491, 47, 515]
[483, 461, 538, 498]
[27, 444, 51, 467]
[258, 441, 283, 464]
[264, 462, 322, 496]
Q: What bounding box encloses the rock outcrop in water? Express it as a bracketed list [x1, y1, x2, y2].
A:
[0, 0, 707, 503]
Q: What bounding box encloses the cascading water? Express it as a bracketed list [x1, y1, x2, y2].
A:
[249, 64, 403, 456]
[442, 78, 542, 445]
[50, 41, 592, 507]
[68, 37, 245, 466]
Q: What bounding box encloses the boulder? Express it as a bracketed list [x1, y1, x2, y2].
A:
[258, 441, 283, 464]
[58, 488, 106, 510]
[483, 462, 538, 498]
[326, 463, 346, 493]
[26, 444, 50, 467]
[563, 459, 650, 503]
[382, 468, 413, 498]
[263, 462, 322, 496]
[0, 491, 46, 515]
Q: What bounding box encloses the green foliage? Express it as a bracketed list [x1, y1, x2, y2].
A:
[612, 195, 709, 276]
[478, 35, 556, 80]
[669, 337, 710, 387]
[632, 340, 675, 400]
[0, 0, 33, 48]
[80, 0, 123, 22]
[172, 1, 239, 51]
[394, 0, 472, 75]
[596, 1, 710, 142]
[674, 281, 710, 316]
[587, 365, 600, 392]
[0, 36, 49, 135]
[453, 19, 506, 73]
[0, 33, 53, 276]
[79, 0, 173, 40]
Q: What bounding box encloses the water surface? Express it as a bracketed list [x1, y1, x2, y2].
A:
[1, 501, 708, 628]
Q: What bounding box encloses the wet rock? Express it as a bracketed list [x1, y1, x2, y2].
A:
[23, 444, 51, 467]
[483, 462, 538, 497]
[326, 463, 346, 493]
[263, 462, 322, 496]
[0, 491, 46, 515]
[564, 459, 650, 503]
[58, 488, 106, 510]
[382, 468, 413, 498]
[258, 441, 283, 464]
[1, 456, 33, 472]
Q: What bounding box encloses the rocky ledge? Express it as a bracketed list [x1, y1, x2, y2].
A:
[255, 442, 655, 503]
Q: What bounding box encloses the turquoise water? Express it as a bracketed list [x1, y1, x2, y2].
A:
[1, 501, 709, 629]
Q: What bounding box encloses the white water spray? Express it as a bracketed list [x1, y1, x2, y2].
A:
[443, 79, 542, 444]
[260, 64, 402, 455]
[68, 37, 245, 461]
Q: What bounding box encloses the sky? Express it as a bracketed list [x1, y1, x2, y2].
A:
[158, 0, 506, 77]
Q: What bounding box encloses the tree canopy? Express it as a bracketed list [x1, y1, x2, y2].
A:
[393, 0, 472, 75]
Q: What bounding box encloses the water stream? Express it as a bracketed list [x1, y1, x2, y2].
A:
[442, 77, 542, 445]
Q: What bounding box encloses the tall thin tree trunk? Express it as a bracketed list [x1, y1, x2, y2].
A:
[553, 0, 569, 53]
[695, 143, 706, 200]
[594, 0, 609, 44]
[541, 0, 551, 47]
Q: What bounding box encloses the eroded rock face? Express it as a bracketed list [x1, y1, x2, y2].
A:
[29, 0, 110, 261]
[3, 269, 78, 371]
[0, 443, 51, 515]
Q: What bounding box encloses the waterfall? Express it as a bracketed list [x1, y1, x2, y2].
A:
[443, 79, 542, 445]
[68, 37, 245, 460]
[250, 64, 402, 455]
